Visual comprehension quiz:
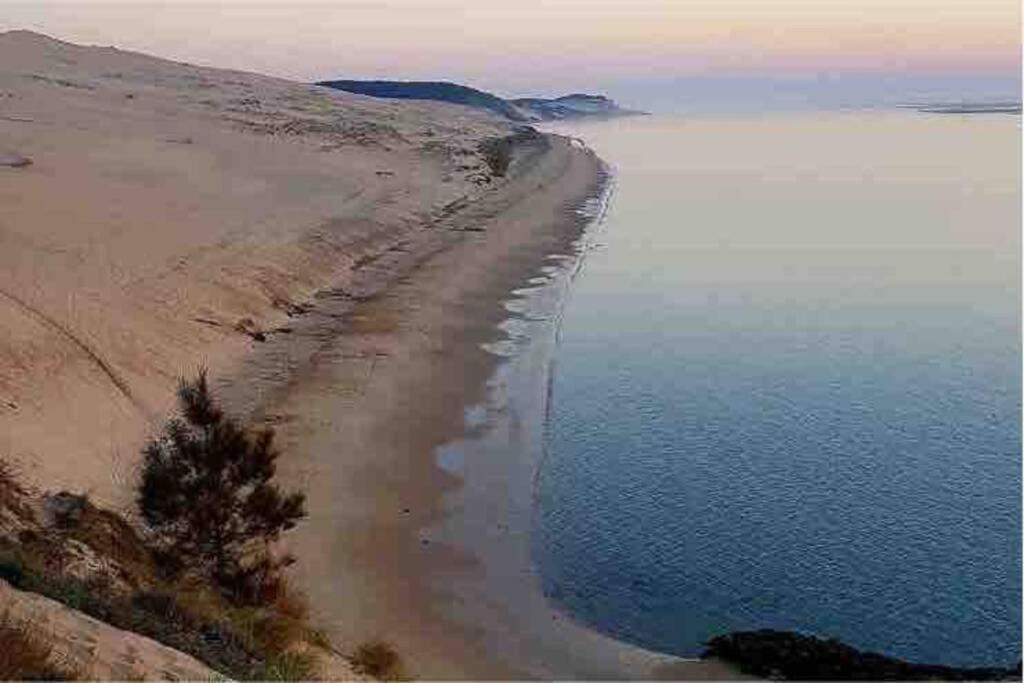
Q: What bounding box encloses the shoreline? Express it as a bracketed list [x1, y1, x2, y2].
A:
[424, 146, 740, 680]
[221, 133, 606, 678]
[224, 132, 736, 678]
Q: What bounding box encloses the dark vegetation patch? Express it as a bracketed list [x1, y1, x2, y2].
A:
[317, 79, 529, 121]
[0, 532, 283, 678]
[704, 630, 1021, 681]
[350, 640, 406, 681]
[0, 370, 329, 680]
[138, 369, 305, 605]
[478, 128, 548, 178]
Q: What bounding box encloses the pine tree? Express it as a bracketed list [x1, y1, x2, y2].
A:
[138, 369, 306, 603]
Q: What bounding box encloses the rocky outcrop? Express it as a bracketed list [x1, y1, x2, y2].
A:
[704, 630, 1020, 681]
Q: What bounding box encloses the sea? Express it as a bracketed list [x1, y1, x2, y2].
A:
[435, 109, 1021, 673]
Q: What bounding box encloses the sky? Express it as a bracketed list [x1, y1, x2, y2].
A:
[2, 0, 1021, 111]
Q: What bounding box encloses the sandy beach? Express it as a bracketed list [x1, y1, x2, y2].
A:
[0, 30, 739, 679]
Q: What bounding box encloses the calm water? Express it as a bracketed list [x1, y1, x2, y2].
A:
[535, 112, 1021, 667]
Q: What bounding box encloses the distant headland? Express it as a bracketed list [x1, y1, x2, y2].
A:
[901, 101, 1022, 115]
[316, 79, 646, 122]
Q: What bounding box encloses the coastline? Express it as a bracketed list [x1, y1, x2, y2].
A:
[228, 130, 739, 678]
[218, 132, 601, 678]
[422, 143, 740, 680]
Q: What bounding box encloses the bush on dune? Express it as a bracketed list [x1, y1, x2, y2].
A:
[351, 640, 407, 681]
[0, 368, 328, 680]
[137, 368, 306, 605]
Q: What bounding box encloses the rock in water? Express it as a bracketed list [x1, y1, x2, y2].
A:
[704, 630, 1020, 681]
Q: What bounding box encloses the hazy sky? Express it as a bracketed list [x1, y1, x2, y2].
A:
[3, 0, 1020, 110]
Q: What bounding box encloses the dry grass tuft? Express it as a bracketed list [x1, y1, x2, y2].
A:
[264, 650, 321, 681]
[0, 609, 78, 680]
[350, 640, 406, 681]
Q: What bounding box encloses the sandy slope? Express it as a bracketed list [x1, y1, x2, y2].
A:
[0, 578, 225, 680]
[0, 30, 514, 506]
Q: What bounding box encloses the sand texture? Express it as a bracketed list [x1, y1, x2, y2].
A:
[0, 29, 516, 507]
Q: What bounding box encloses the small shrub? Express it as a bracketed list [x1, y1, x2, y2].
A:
[478, 128, 547, 178]
[478, 136, 513, 177]
[137, 369, 306, 604]
[264, 651, 320, 681]
[351, 640, 406, 681]
[0, 556, 25, 587]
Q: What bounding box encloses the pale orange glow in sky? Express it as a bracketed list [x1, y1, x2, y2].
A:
[2, 0, 1020, 105]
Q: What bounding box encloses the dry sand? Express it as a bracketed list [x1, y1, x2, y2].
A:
[0, 30, 739, 679]
[0, 29, 511, 505]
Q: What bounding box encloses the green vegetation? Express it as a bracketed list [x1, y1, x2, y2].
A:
[0, 371, 409, 680]
[0, 534, 321, 680]
[138, 369, 306, 605]
[478, 128, 547, 178]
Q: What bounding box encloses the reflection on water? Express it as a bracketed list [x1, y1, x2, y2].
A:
[536, 112, 1021, 666]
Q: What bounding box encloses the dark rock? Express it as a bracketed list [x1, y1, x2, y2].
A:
[233, 317, 266, 341]
[43, 491, 88, 529]
[703, 630, 1019, 681]
[0, 152, 32, 168]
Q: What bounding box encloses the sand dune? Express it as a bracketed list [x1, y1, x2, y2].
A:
[0, 30, 516, 506]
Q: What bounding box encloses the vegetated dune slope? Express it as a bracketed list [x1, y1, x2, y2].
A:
[0, 30, 519, 506]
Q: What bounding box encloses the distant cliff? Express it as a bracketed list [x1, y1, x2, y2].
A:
[317, 80, 643, 122]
